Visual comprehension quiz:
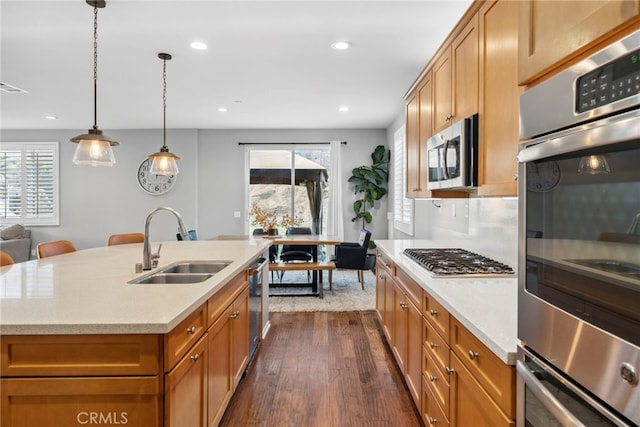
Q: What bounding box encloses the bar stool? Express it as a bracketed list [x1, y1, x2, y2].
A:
[37, 240, 77, 259]
[0, 251, 15, 266]
[108, 233, 144, 245]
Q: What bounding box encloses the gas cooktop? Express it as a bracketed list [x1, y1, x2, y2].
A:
[403, 248, 514, 277]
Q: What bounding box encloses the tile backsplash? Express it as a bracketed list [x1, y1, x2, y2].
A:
[414, 197, 518, 271]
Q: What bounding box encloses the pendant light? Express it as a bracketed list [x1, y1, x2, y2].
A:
[71, 0, 118, 167]
[148, 53, 180, 176]
[578, 155, 610, 175]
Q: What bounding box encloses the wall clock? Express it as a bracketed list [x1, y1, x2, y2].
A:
[137, 158, 176, 195]
[527, 161, 561, 192]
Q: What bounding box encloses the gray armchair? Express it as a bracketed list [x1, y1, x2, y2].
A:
[0, 225, 32, 263]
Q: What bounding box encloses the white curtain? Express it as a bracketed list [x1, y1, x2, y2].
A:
[327, 140, 344, 247]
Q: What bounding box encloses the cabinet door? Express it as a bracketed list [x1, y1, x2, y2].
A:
[208, 305, 233, 427]
[375, 260, 386, 323]
[382, 266, 395, 342]
[450, 354, 514, 427]
[518, 0, 640, 84]
[477, 0, 520, 197]
[407, 73, 433, 198]
[405, 298, 423, 409]
[432, 49, 453, 133]
[231, 287, 250, 388]
[391, 282, 407, 372]
[165, 334, 207, 427]
[452, 13, 479, 121]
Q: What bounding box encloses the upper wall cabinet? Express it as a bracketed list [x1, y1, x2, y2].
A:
[518, 0, 640, 85]
[405, 72, 433, 198]
[477, 0, 520, 197]
[432, 14, 479, 133]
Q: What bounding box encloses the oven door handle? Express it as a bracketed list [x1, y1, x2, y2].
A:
[516, 360, 587, 427]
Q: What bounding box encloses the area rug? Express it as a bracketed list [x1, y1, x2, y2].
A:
[268, 269, 376, 312]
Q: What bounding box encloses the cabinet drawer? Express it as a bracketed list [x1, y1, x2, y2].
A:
[422, 375, 450, 427]
[207, 271, 247, 327]
[423, 349, 450, 417]
[1, 376, 161, 427]
[1, 335, 160, 377]
[450, 318, 515, 418]
[376, 250, 394, 275]
[423, 293, 450, 341]
[164, 303, 207, 372]
[423, 318, 450, 375]
[395, 268, 423, 310]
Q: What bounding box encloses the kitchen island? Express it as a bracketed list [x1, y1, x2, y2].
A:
[0, 239, 271, 427]
[375, 240, 518, 427]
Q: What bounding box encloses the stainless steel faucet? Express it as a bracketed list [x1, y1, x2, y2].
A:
[143, 207, 189, 270]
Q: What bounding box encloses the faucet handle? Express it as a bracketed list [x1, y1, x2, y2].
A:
[151, 244, 162, 268]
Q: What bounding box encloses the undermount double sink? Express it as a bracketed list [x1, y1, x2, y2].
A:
[130, 260, 232, 285]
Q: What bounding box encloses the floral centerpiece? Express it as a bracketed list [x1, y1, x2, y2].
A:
[249, 206, 303, 235]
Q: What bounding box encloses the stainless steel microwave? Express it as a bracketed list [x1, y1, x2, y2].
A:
[426, 113, 478, 190]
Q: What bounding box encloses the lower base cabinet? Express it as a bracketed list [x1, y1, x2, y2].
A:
[165, 335, 208, 427]
[0, 271, 252, 427]
[375, 254, 516, 427]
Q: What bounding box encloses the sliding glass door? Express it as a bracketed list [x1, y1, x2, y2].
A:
[247, 147, 330, 235]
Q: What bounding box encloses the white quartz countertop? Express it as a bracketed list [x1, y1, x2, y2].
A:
[376, 240, 518, 365]
[0, 240, 271, 335]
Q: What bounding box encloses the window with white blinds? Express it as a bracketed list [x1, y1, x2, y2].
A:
[393, 127, 413, 235]
[0, 142, 59, 225]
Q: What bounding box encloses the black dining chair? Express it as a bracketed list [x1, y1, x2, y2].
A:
[279, 227, 314, 282]
[329, 229, 373, 290]
[253, 228, 280, 282]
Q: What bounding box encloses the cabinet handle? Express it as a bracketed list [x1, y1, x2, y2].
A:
[429, 342, 437, 349]
[445, 366, 454, 374]
[429, 375, 437, 382]
[186, 326, 196, 334]
[428, 416, 438, 425]
[429, 309, 438, 317]
[513, 174, 518, 181]
[230, 310, 240, 319]
[468, 350, 479, 360]
[190, 353, 199, 362]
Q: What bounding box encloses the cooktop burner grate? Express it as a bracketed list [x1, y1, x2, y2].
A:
[402, 248, 514, 276]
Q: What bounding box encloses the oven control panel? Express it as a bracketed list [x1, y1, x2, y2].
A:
[576, 47, 640, 113]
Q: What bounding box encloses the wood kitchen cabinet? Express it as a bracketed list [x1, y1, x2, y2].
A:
[391, 269, 423, 409]
[432, 13, 479, 133]
[376, 251, 394, 341]
[207, 281, 250, 427]
[165, 335, 207, 427]
[406, 72, 433, 198]
[518, 0, 640, 85]
[477, 0, 520, 197]
[374, 259, 516, 427]
[1, 335, 162, 427]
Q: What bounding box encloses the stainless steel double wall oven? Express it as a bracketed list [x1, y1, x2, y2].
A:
[517, 30, 640, 426]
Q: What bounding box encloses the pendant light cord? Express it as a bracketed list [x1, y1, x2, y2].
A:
[93, 4, 99, 131]
[162, 57, 167, 149]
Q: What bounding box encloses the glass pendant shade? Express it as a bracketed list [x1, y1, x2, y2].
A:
[149, 147, 180, 175]
[578, 155, 610, 175]
[71, 129, 118, 166]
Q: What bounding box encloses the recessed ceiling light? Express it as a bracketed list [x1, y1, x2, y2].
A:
[338, 106, 349, 112]
[331, 41, 351, 50]
[217, 107, 228, 113]
[190, 41, 208, 50]
[45, 115, 57, 120]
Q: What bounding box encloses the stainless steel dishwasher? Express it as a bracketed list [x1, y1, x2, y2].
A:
[247, 257, 268, 364]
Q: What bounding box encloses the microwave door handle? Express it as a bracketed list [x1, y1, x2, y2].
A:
[516, 361, 587, 427]
[442, 139, 450, 179]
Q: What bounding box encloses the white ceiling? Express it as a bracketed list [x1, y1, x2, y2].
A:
[0, 0, 472, 131]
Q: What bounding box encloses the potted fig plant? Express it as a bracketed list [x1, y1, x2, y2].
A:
[348, 144, 390, 248]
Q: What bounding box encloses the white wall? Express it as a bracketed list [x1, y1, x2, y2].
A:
[1, 127, 388, 252]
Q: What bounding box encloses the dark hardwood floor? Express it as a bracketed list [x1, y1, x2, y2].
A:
[219, 311, 423, 427]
